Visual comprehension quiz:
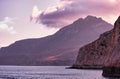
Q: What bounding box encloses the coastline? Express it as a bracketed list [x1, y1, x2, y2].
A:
[66, 65, 102, 70]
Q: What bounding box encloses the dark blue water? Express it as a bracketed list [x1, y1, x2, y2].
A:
[0, 66, 110, 79]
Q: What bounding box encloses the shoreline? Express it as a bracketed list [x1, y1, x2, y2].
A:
[66, 66, 102, 70]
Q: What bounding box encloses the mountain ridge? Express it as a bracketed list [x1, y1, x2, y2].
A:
[0, 15, 113, 66]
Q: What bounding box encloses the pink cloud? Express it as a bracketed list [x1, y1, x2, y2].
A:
[36, 0, 120, 27]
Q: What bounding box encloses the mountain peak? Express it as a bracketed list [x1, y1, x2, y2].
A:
[73, 15, 103, 25]
[85, 15, 102, 21]
[85, 15, 97, 19]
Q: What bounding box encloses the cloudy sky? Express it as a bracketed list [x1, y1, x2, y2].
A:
[0, 0, 119, 47]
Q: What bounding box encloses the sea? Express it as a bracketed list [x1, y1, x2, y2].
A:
[0, 66, 116, 79]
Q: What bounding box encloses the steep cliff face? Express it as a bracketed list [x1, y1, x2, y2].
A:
[102, 17, 120, 77]
[73, 17, 120, 69]
[103, 16, 120, 67]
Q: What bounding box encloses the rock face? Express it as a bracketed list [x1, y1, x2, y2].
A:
[102, 16, 120, 77]
[73, 18, 120, 69]
[73, 16, 120, 77]
[0, 16, 113, 66]
[72, 30, 113, 69]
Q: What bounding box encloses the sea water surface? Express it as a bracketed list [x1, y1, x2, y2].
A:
[0, 66, 111, 79]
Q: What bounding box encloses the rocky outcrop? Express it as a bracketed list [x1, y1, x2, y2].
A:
[72, 30, 113, 69]
[73, 16, 120, 77]
[0, 16, 112, 66]
[102, 16, 120, 77]
[73, 17, 120, 69]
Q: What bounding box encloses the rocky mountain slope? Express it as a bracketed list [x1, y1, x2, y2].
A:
[102, 16, 120, 77]
[0, 15, 113, 66]
[73, 16, 120, 71]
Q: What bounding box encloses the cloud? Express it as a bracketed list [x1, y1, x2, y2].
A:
[35, 0, 120, 27]
[0, 17, 16, 34]
[30, 5, 42, 23]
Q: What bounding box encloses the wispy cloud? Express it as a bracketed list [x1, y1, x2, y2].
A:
[0, 17, 17, 34]
[35, 0, 120, 27]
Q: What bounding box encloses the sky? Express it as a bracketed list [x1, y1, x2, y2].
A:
[0, 0, 120, 47]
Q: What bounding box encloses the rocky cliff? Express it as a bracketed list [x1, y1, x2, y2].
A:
[72, 17, 120, 69]
[102, 16, 120, 77]
[0, 15, 113, 66]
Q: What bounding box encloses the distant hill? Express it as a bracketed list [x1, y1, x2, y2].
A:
[0, 15, 113, 66]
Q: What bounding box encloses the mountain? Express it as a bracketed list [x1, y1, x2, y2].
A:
[0, 15, 113, 66]
[72, 16, 120, 77]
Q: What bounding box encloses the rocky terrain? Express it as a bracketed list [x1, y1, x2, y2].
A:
[102, 16, 120, 77]
[0, 16, 113, 66]
[72, 29, 113, 69]
[73, 16, 120, 77]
